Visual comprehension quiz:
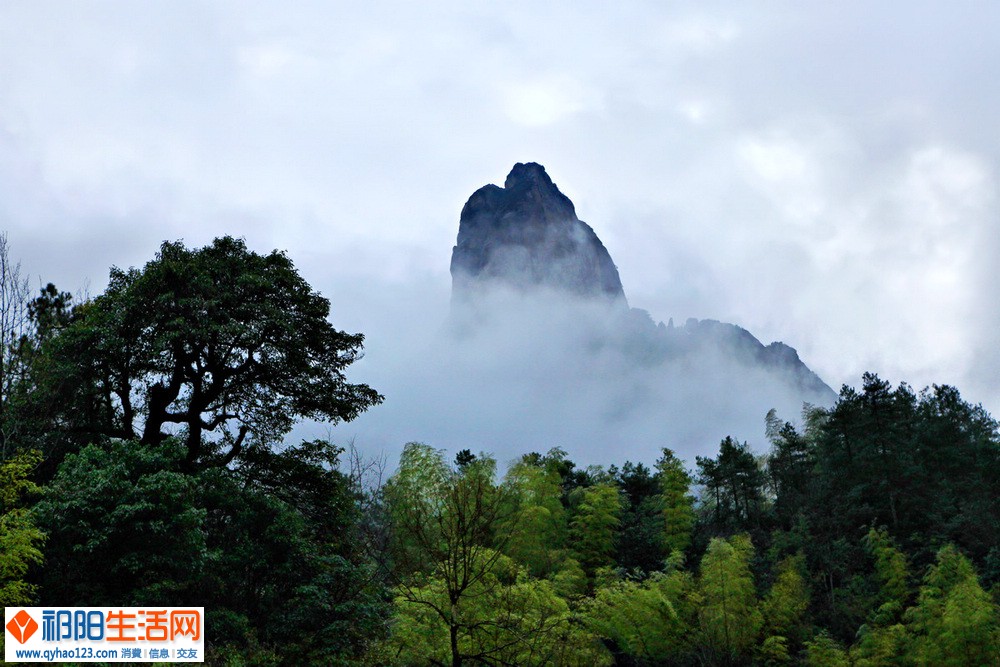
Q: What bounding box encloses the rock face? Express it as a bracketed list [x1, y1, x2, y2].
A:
[676, 318, 835, 400]
[449, 162, 837, 406]
[451, 162, 627, 303]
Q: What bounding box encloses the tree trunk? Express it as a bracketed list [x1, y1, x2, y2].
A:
[450, 621, 461, 667]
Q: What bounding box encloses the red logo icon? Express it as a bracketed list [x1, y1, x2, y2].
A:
[6, 610, 38, 644]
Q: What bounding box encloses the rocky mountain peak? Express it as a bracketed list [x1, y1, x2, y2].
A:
[451, 163, 626, 303]
[448, 162, 836, 405]
[502, 162, 574, 213]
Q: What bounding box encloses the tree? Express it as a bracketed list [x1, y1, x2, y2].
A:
[863, 527, 910, 625]
[909, 384, 1000, 567]
[385, 443, 522, 667]
[612, 460, 668, 573]
[786, 375, 1000, 636]
[34, 440, 208, 606]
[696, 437, 767, 537]
[582, 566, 695, 664]
[656, 447, 696, 558]
[568, 482, 623, 577]
[0, 234, 32, 458]
[760, 555, 810, 651]
[904, 545, 1000, 666]
[391, 551, 609, 666]
[502, 457, 567, 577]
[803, 632, 849, 667]
[694, 534, 762, 666]
[33, 236, 382, 468]
[34, 437, 389, 662]
[811, 375, 919, 545]
[764, 409, 815, 530]
[846, 528, 911, 665]
[519, 447, 593, 504]
[0, 449, 44, 606]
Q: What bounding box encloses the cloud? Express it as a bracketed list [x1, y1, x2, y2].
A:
[329, 282, 831, 468]
[2, 2, 1000, 466]
[500, 76, 603, 127]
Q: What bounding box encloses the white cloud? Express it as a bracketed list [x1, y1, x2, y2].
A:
[660, 16, 740, 53]
[2, 1, 1000, 462]
[500, 76, 603, 127]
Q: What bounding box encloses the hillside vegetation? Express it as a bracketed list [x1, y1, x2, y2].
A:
[1, 237, 997, 665]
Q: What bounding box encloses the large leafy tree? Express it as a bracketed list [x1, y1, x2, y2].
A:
[391, 551, 608, 667]
[34, 438, 390, 663]
[34, 236, 382, 468]
[582, 566, 695, 664]
[385, 444, 521, 666]
[385, 445, 610, 666]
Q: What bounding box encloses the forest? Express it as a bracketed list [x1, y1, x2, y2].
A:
[1, 236, 999, 665]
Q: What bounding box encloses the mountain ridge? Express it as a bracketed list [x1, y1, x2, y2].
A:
[449, 162, 835, 403]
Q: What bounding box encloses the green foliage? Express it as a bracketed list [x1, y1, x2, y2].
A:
[568, 482, 623, 576]
[803, 632, 850, 667]
[391, 551, 609, 666]
[765, 408, 815, 529]
[30, 237, 382, 469]
[696, 436, 767, 538]
[34, 440, 205, 605]
[863, 527, 910, 625]
[4, 228, 1000, 667]
[385, 442, 508, 575]
[656, 447, 696, 558]
[34, 438, 389, 661]
[582, 568, 695, 664]
[26, 283, 74, 342]
[0, 449, 44, 605]
[502, 458, 567, 576]
[851, 622, 908, 667]
[760, 555, 809, 647]
[766, 375, 1000, 638]
[550, 557, 588, 600]
[904, 545, 1000, 666]
[694, 534, 763, 665]
[612, 460, 667, 573]
[378, 375, 1000, 665]
[754, 635, 791, 666]
[386, 444, 553, 666]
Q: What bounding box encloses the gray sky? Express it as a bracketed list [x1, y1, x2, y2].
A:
[2, 2, 998, 462]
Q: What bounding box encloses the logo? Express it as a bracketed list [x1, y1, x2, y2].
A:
[6, 607, 204, 662]
[5, 610, 38, 644]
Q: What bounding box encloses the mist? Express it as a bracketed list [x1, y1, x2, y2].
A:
[329, 278, 832, 469]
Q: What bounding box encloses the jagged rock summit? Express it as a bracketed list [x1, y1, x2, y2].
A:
[448, 162, 836, 403]
[342, 163, 836, 463]
[451, 162, 627, 303]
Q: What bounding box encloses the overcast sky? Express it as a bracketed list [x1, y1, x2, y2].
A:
[1, 2, 998, 462]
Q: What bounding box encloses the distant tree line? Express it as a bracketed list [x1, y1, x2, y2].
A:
[379, 374, 1000, 666]
[1, 234, 998, 665]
